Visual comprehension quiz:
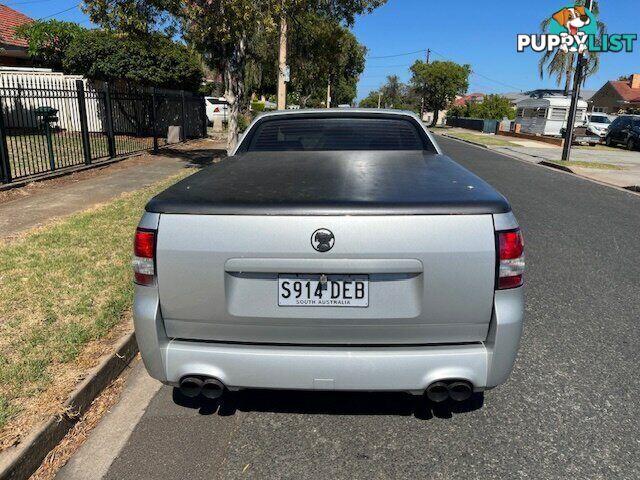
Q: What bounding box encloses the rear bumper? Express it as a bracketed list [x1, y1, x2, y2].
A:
[134, 286, 523, 393]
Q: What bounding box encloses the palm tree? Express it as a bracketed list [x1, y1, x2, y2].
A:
[538, 0, 606, 95]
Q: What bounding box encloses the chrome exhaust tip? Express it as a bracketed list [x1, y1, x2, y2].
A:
[448, 381, 473, 402]
[201, 378, 225, 399]
[425, 381, 450, 403]
[179, 377, 203, 398]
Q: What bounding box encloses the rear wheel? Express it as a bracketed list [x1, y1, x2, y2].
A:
[627, 138, 637, 151]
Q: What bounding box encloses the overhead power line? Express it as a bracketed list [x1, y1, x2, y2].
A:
[367, 49, 426, 59]
[38, 3, 80, 21]
[3, 0, 56, 6]
[429, 48, 525, 92]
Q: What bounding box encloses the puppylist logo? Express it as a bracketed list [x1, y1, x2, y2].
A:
[517, 3, 637, 54]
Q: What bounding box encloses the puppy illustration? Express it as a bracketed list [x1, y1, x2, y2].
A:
[553, 5, 591, 53]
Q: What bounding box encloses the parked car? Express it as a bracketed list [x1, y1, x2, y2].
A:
[583, 113, 612, 140]
[133, 110, 525, 405]
[204, 96, 229, 124]
[605, 115, 640, 151]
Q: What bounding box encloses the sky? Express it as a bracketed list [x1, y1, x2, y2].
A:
[7, 0, 640, 100]
[352, 0, 640, 100]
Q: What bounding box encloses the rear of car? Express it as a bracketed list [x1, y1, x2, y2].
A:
[204, 97, 229, 124]
[133, 110, 524, 402]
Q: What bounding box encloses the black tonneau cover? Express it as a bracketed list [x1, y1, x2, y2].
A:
[146, 151, 510, 215]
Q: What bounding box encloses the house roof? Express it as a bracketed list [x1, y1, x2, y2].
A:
[452, 92, 486, 107]
[0, 5, 33, 48]
[609, 80, 640, 103]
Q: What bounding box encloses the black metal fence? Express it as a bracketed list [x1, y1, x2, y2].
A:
[0, 80, 207, 184]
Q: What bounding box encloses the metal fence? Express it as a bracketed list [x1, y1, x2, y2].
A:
[0, 80, 207, 184]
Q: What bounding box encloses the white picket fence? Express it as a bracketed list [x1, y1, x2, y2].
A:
[0, 68, 105, 132]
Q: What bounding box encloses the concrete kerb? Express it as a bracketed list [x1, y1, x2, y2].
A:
[0, 333, 138, 480]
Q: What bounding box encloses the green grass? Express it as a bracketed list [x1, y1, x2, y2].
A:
[545, 160, 624, 170]
[0, 170, 192, 434]
[447, 132, 518, 147]
[6, 133, 153, 179]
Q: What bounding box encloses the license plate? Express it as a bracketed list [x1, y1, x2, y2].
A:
[278, 274, 369, 307]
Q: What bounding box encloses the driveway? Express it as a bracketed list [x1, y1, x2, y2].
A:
[58, 136, 640, 480]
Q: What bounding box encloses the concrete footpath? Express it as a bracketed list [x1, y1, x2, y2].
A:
[493, 144, 640, 190]
[0, 140, 225, 239]
[438, 129, 640, 190]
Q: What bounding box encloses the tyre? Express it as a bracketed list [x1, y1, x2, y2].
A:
[628, 138, 637, 151]
[605, 136, 613, 147]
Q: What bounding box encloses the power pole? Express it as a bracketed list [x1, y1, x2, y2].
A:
[326, 79, 331, 108]
[420, 48, 430, 120]
[561, 0, 592, 161]
[277, 14, 288, 110]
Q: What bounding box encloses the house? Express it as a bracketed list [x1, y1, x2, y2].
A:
[589, 74, 640, 114]
[0, 4, 33, 67]
[452, 92, 485, 107]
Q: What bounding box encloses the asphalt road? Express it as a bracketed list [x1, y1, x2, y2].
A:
[60, 136, 640, 480]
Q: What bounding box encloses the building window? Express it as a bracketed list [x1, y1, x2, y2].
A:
[592, 107, 605, 113]
[550, 108, 568, 120]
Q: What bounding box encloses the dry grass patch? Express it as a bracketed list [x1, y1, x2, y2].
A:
[447, 132, 518, 147]
[546, 160, 624, 170]
[0, 169, 192, 449]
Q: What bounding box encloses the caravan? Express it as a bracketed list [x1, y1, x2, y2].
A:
[515, 96, 587, 137]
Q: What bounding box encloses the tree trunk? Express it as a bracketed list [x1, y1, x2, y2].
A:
[430, 109, 439, 128]
[223, 38, 247, 153]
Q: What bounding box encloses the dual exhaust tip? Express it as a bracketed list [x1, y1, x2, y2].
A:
[179, 377, 225, 399]
[425, 380, 473, 403]
[181, 377, 472, 402]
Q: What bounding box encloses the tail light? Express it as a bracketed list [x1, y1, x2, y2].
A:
[133, 228, 156, 286]
[213, 107, 220, 112]
[497, 229, 525, 289]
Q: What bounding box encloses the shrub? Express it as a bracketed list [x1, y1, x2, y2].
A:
[64, 31, 203, 91]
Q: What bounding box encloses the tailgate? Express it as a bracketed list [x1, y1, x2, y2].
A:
[156, 215, 496, 345]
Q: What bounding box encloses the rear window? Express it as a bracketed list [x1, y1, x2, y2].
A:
[590, 115, 610, 124]
[244, 117, 429, 152]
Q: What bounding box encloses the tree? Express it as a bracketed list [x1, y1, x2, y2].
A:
[410, 60, 470, 126]
[326, 26, 366, 107]
[247, 13, 366, 108]
[359, 90, 381, 108]
[472, 95, 515, 120]
[15, 20, 86, 71]
[184, 0, 384, 149]
[84, 0, 386, 150]
[538, 0, 606, 95]
[82, 0, 177, 35]
[63, 30, 202, 90]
